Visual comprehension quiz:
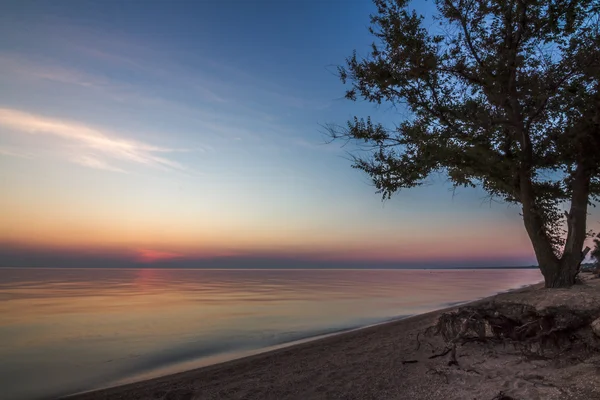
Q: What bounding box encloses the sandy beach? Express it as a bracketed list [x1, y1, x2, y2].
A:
[69, 278, 600, 400]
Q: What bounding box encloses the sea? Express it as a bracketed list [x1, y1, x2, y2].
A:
[0, 267, 543, 400]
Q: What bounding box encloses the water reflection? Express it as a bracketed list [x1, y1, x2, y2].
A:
[0, 268, 542, 400]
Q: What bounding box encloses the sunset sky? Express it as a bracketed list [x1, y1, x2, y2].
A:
[1, 0, 595, 268]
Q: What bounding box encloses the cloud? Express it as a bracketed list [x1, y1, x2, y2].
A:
[68, 48, 229, 104]
[0, 146, 33, 159]
[67, 44, 314, 108]
[0, 53, 267, 142]
[0, 107, 191, 173]
[0, 53, 111, 89]
[71, 155, 128, 173]
[2, 39, 319, 111]
[0, 51, 227, 110]
[0, 49, 324, 156]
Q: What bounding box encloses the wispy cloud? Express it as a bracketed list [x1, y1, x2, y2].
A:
[72, 46, 229, 104]
[0, 146, 34, 159]
[0, 52, 268, 141]
[0, 51, 227, 108]
[3, 27, 321, 111]
[71, 155, 128, 173]
[0, 53, 111, 89]
[0, 45, 326, 156]
[0, 107, 192, 173]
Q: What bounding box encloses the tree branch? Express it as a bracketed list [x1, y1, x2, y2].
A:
[444, 0, 491, 75]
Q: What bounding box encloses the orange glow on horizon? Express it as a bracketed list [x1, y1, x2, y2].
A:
[134, 249, 184, 263]
[0, 231, 535, 265]
[0, 185, 536, 264]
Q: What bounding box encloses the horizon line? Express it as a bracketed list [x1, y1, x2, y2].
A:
[0, 265, 539, 270]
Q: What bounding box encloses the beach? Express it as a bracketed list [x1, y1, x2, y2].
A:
[69, 276, 600, 400]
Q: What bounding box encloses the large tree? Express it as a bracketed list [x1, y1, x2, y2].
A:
[329, 0, 600, 288]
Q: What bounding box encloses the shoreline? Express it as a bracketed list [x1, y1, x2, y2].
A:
[67, 280, 544, 400]
[69, 314, 411, 397]
[68, 313, 415, 398]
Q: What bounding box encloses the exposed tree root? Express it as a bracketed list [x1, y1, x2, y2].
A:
[435, 304, 598, 349]
[491, 392, 516, 400]
[427, 301, 600, 367]
[428, 346, 452, 359]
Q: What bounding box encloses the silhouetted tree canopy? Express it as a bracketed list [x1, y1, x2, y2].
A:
[329, 0, 600, 287]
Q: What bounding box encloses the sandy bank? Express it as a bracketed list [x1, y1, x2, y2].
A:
[68, 277, 600, 400]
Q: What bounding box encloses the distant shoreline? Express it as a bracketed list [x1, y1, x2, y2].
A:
[1, 265, 539, 270]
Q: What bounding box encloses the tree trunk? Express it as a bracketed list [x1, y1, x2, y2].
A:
[519, 168, 561, 287]
[559, 164, 591, 286]
[542, 259, 579, 288]
[521, 164, 590, 289]
[521, 207, 575, 288]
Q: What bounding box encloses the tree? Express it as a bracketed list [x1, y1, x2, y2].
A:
[592, 237, 600, 267]
[329, 0, 600, 288]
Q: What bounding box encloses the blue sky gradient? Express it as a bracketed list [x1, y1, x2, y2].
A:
[0, 0, 595, 268]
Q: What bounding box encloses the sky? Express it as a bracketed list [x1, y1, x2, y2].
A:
[0, 0, 596, 269]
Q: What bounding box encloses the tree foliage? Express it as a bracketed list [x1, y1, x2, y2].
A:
[329, 0, 600, 287]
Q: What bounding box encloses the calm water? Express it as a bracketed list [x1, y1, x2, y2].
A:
[0, 268, 542, 400]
